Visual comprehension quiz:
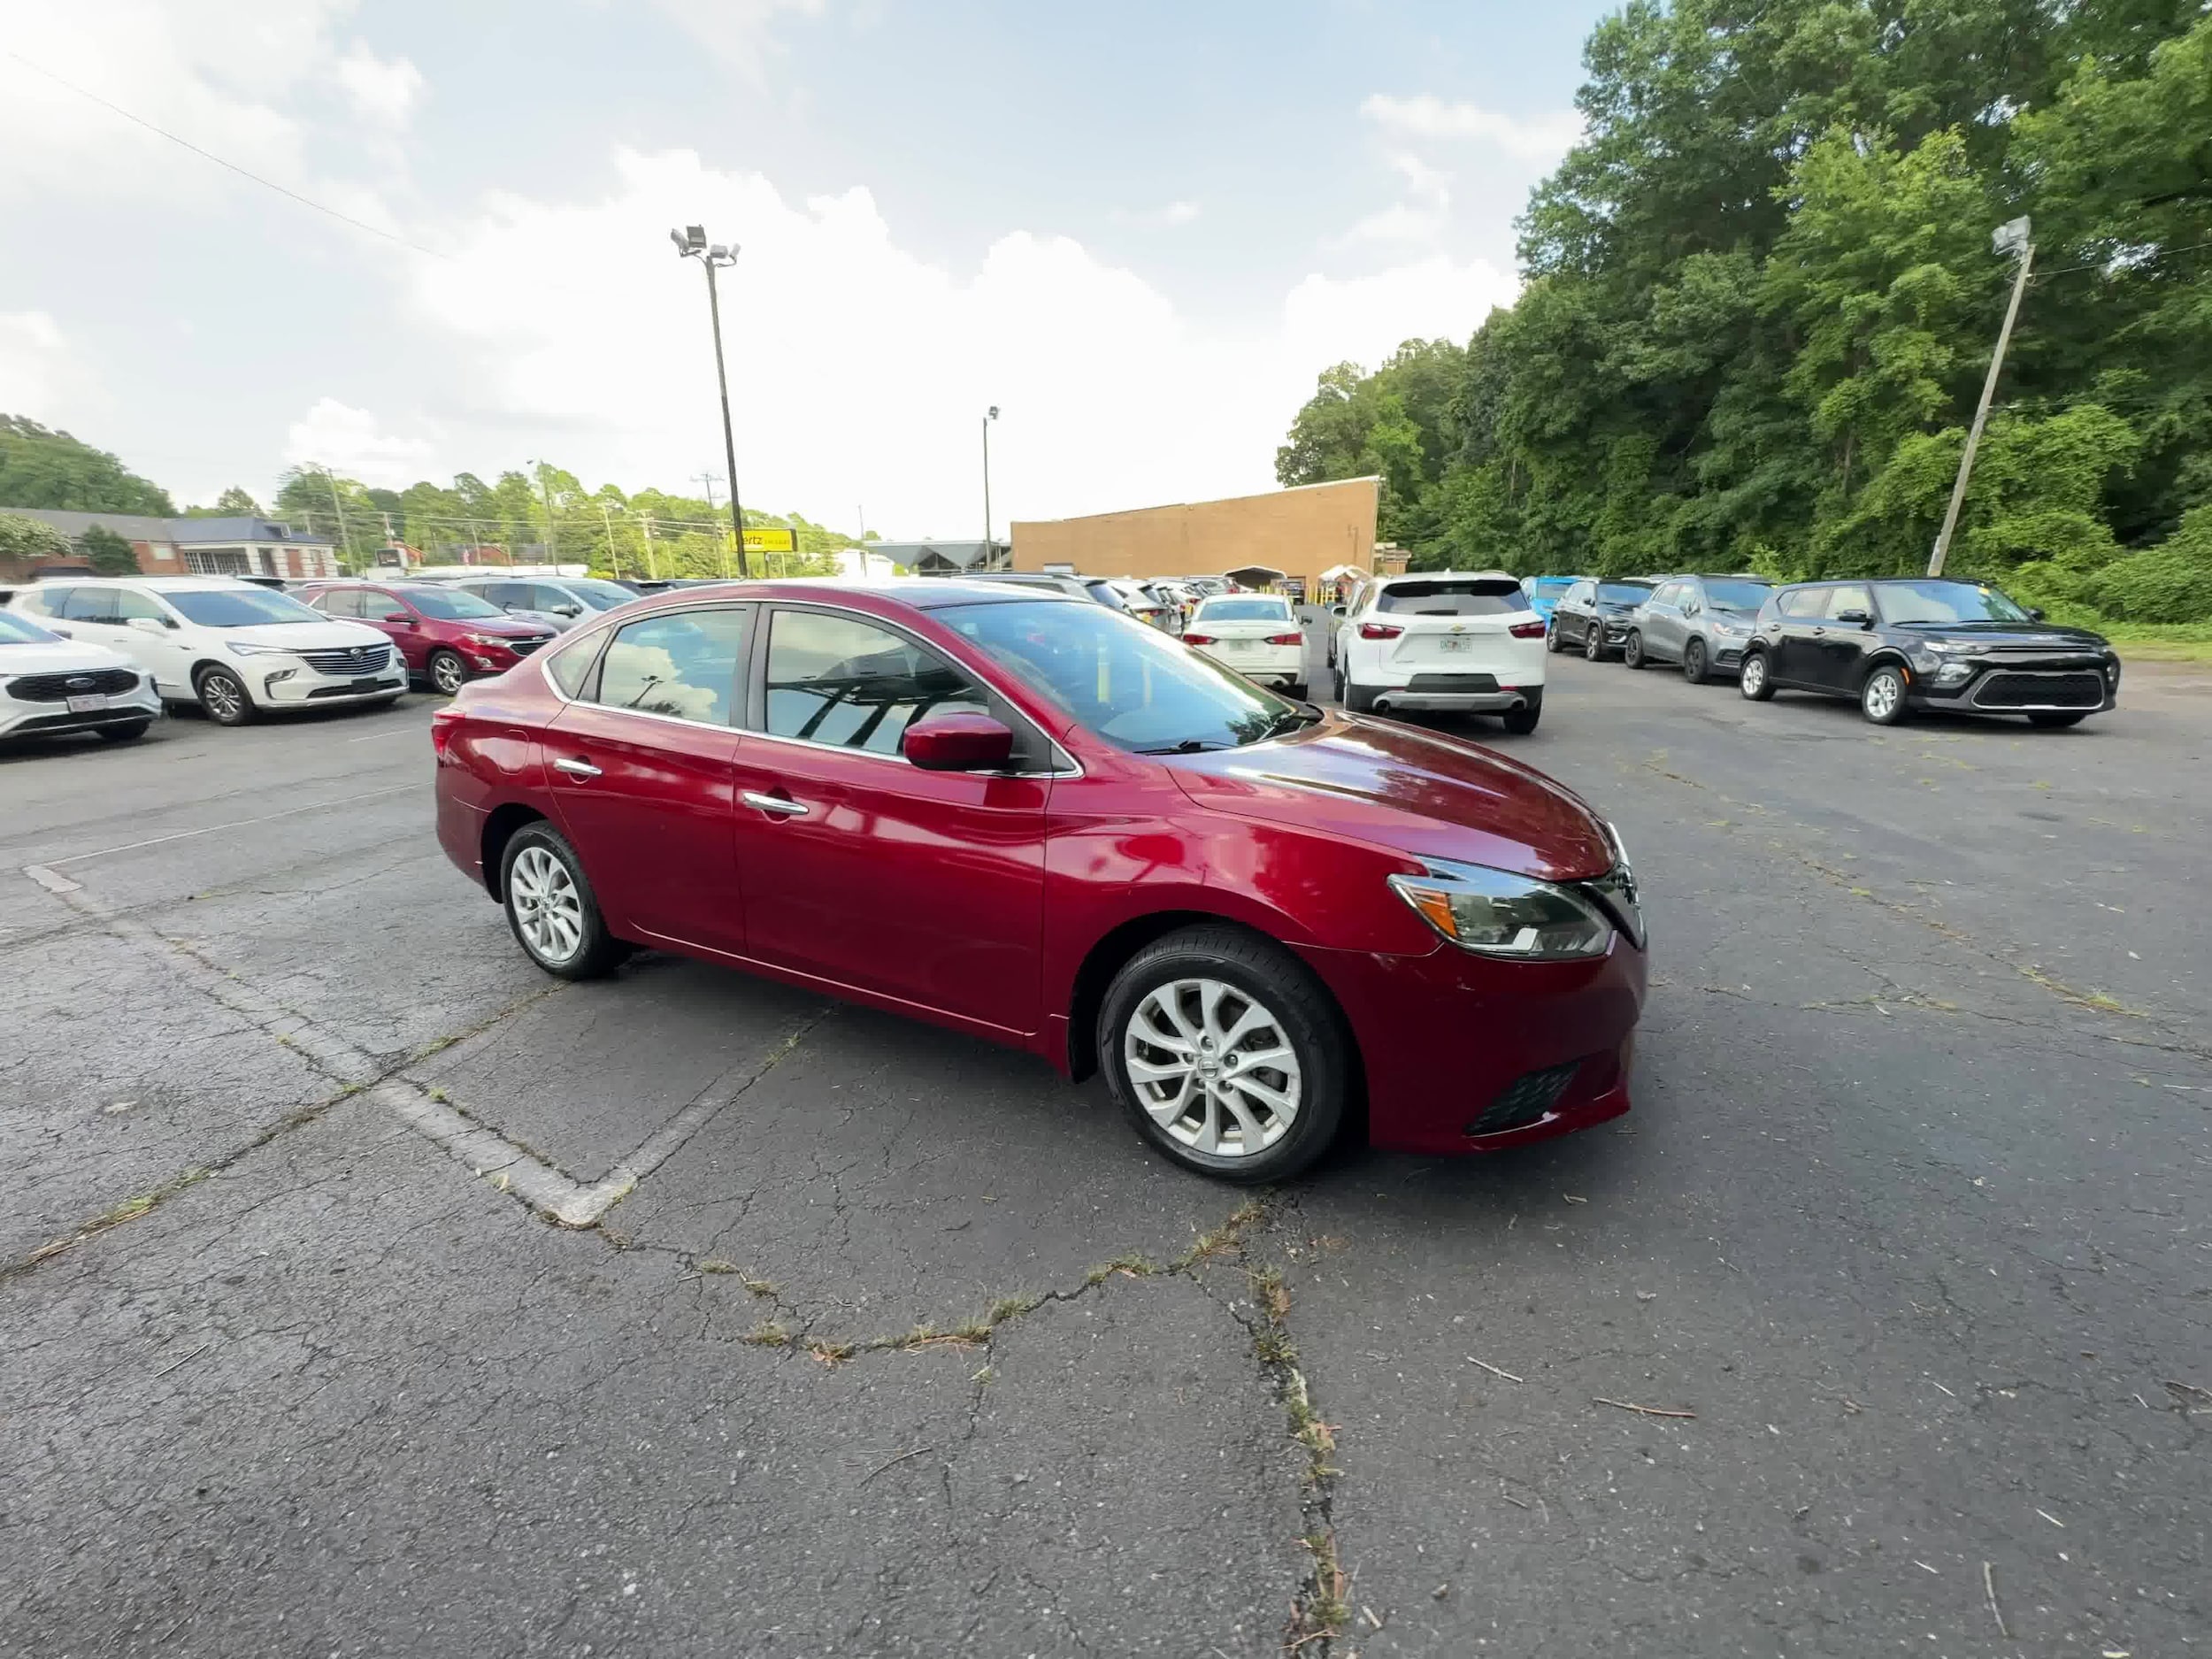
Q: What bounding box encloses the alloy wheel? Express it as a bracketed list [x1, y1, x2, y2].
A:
[431, 651, 466, 695]
[1740, 654, 1766, 697]
[1123, 977, 1302, 1158]
[1583, 627, 1602, 662]
[199, 672, 245, 724]
[1863, 669, 1904, 722]
[509, 845, 584, 964]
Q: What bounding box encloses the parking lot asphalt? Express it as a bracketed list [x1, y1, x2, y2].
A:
[4, 650, 2208, 1657]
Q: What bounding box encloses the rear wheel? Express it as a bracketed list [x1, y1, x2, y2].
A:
[1545, 620, 1565, 654]
[1501, 703, 1541, 735]
[2027, 711, 2088, 729]
[1099, 926, 1348, 1183]
[1681, 639, 1709, 684]
[1622, 630, 1647, 670]
[1739, 649, 1775, 701]
[501, 824, 633, 980]
[1343, 680, 1380, 714]
[1860, 664, 1910, 726]
[195, 665, 254, 726]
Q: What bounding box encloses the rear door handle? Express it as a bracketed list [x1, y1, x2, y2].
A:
[741, 790, 809, 818]
[553, 757, 603, 778]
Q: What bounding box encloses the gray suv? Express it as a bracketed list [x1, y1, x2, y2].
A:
[1621, 574, 1775, 683]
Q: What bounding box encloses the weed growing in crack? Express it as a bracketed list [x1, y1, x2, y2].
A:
[1294, 1532, 1350, 1646]
[1246, 1260, 1349, 1649]
[740, 1320, 790, 1348]
[698, 1258, 740, 1275]
[803, 1338, 856, 1366]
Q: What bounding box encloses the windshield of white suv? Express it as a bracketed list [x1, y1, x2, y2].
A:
[0, 611, 63, 645]
[162, 588, 328, 627]
[1877, 581, 2035, 625]
[941, 599, 1302, 753]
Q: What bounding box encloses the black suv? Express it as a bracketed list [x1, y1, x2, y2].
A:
[1739, 578, 2120, 726]
[1620, 574, 1774, 682]
[1548, 577, 1658, 660]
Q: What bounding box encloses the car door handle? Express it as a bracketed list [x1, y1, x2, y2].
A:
[741, 790, 809, 818]
[552, 757, 603, 778]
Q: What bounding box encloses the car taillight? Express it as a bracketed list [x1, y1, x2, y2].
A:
[1266, 632, 1304, 646]
[1182, 632, 1216, 645]
[1358, 622, 1403, 640]
[1508, 619, 1547, 639]
[430, 704, 462, 762]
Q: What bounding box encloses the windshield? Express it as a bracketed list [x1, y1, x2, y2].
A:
[563, 580, 637, 611]
[1197, 598, 1292, 622]
[1598, 581, 1655, 605]
[941, 599, 1297, 753]
[165, 588, 327, 627]
[1704, 580, 1772, 611]
[1377, 580, 1525, 616]
[0, 611, 63, 645]
[1877, 581, 2034, 625]
[403, 587, 505, 620]
[1525, 578, 1578, 597]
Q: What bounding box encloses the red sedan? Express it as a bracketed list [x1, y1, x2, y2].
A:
[431, 580, 1646, 1181]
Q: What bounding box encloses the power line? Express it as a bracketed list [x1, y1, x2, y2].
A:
[0, 48, 457, 263]
[2032, 238, 2212, 281]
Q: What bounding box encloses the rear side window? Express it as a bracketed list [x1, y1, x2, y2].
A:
[597, 609, 748, 725]
[1375, 580, 1525, 617]
[542, 629, 601, 699]
[16, 587, 65, 616]
[764, 609, 987, 755]
[360, 591, 410, 621]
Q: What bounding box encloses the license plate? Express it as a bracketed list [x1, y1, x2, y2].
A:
[1227, 640, 1256, 651]
[66, 694, 107, 713]
[348, 677, 386, 693]
[1437, 636, 1472, 654]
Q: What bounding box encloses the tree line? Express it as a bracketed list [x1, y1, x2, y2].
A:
[1277, 0, 2212, 629]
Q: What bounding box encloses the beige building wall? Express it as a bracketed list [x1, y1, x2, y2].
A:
[1010, 477, 1379, 580]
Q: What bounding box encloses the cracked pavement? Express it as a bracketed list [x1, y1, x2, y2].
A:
[3, 658, 2208, 1656]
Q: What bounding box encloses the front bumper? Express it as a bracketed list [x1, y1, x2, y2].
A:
[0, 683, 164, 738]
[250, 661, 409, 707]
[1906, 656, 2119, 717]
[1297, 933, 1647, 1156]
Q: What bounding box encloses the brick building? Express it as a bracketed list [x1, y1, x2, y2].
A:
[1010, 478, 1379, 588]
[0, 509, 341, 583]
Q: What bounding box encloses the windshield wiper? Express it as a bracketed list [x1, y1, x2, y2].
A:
[1260, 706, 1325, 740]
[1137, 739, 1229, 754]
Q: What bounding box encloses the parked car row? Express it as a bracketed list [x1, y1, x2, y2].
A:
[1532, 571, 2121, 727]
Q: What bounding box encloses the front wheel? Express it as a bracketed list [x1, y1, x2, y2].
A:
[1100, 926, 1348, 1183]
[195, 665, 254, 726]
[1860, 664, 1910, 726]
[427, 648, 468, 696]
[1582, 627, 1604, 662]
[1622, 630, 1646, 670]
[501, 824, 633, 980]
[1739, 650, 1775, 701]
[1681, 639, 1709, 685]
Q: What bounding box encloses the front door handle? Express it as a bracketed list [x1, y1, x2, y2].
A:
[553, 757, 603, 779]
[741, 790, 809, 818]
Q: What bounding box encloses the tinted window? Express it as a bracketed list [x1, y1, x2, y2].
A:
[561, 579, 637, 611]
[359, 591, 410, 621]
[65, 588, 165, 625]
[58, 588, 109, 622]
[1375, 580, 1525, 616]
[0, 611, 61, 644]
[313, 588, 363, 618]
[941, 599, 1294, 755]
[542, 629, 601, 699]
[407, 587, 505, 620]
[1874, 581, 2033, 625]
[596, 610, 747, 724]
[1777, 588, 1828, 618]
[1824, 584, 1873, 619]
[475, 582, 527, 608]
[1196, 598, 1293, 623]
[764, 610, 987, 754]
[1704, 580, 1771, 611]
[166, 588, 326, 626]
[1596, 582, 1655, 605]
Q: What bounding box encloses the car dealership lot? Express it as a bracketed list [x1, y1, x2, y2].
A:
[4, 661, 2208, 1656]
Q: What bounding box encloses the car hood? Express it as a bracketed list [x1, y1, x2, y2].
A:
[1892, 620, 2111, 649]
[1166, 714, 1616, 882]
[219, 619, 392, 649]
[0, 638, 136, 675]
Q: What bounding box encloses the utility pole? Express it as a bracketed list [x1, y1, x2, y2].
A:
[981, 406, 999, 557]
[669, 227, 750, 578]
[323, 467, 352, 575]
[1929, 217, 2034, 579]
[534, 463, 558, 568]
[641, 513, 659, 580]
[600, 501, 624, 580]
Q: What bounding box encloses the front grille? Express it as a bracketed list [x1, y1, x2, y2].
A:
[1465, 1060, 1581, 1137]
[1971, 671, 2104, 710]
[7, 668, 140, 703]
[1405, 672, 1501, 694]
[507, 637, 547, 656]
[298, 644, 392, 677]
[305, 684, 390, 700]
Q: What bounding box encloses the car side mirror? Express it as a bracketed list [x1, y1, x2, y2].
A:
[555, 603, 583, 618]
[2027, 606, 2046, 621]
[1330, 604, 1347, 618]
[902, 711, 1016, 772]
[50, 626, 73, 638]
[127, 616, 167, 635]
[1835, 608, 1873, 626]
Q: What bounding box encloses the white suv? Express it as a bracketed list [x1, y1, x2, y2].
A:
[1332, 571, 1548, 733]
[9, 577, 405, 726]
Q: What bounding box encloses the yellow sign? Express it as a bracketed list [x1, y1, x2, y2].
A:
[740, 527, 798, 554]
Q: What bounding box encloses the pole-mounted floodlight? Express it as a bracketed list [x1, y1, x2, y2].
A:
[1929, 216, 2035, 578]
[982, 407, 1001, 553]
[671, 225, 749, 577]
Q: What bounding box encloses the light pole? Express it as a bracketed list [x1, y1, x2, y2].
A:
[1928, 216, 2034, 579]
[670, 225, 750, 579]
[981, 405, 999, 558]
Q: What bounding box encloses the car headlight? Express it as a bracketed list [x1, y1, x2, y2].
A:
[1388, 856, 1623, 959]
[226, 641, 294, 657]
[1705, 617, 1747, 638]
[463, 633, 513, 648]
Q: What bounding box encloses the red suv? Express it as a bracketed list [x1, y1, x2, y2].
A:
[431, 581, 1647, 1181]
[303, 581, 558, 694]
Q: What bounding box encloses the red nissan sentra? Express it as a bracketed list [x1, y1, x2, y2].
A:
[431, 580, 1646, 1182]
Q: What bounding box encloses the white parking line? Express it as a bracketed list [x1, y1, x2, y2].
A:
[24, 783, 414, 871]
[22, 864, 81, 894]
[346, 726, 426, 743]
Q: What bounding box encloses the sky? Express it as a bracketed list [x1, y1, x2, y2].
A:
[0, 0, 1612, 540]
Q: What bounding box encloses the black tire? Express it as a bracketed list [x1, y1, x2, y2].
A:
[194, 665, 254, 726]
[1860, 664, 1911, 726]
[427, 649, 468, 696]
[499, 823, 633, 981]
[1343, 680, 1380, 714]
[1331, 666, 1346, 703]
[1545, 620, 1565, 654]
[1739, 649, 1776, 701]
[1098, 924, 1348, 1183]
[96, 720, 152, 742]
[1502, 703, 1541, 735]
[2027, 711, 2088, 729]
[1681, 638, 1709, 685]
[1582, 626, 1604, 662]
[1621, 630, 1646, 670]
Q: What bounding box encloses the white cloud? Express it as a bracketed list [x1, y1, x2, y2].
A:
[0, 311, 80, 422]
[1115, 199, 1202, 229]
[1361, 93, 1581, 164]
[335, 43, 425, 127]
[647, 0, 826, 77]
[384, 149, 1507, 536]
[1332, 203, 1448, 248]
[284, 398, 437, 488]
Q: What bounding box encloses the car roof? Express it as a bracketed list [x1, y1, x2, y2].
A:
[609, 579, 1078, 614]
[38, 574, 257, 589]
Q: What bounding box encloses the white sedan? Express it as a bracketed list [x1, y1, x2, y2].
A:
[1180, 594, 1307, 695]
[1332, 571, 1548, 733]
[0, 607, 163, 743]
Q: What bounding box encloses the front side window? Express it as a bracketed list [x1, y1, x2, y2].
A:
[312, 588, 363, 618]
[764, 609, 987, 755]
[1824, 584, 1874, 619]
[1777, 588, 1827, 619]
[1874, 581, 2033, 625]
[941, 598, 1295, 755]
[359, 591, 410, 621]
[596, 609, 747, 724]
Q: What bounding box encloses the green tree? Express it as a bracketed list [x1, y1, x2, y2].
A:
[186, 486, 265, 518]
[0, 511, 73, 568]
[79, 523, 141, 574]
[0, 416, 174, 514]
